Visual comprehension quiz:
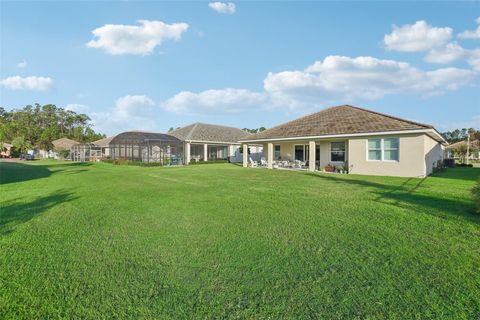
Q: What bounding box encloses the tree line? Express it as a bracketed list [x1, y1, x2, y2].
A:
[0, 104, 105, 153]
[440, 128, 480, 143]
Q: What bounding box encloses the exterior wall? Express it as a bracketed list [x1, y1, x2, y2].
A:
[424, 135, 444, 175]
[348, 133, 433, 177]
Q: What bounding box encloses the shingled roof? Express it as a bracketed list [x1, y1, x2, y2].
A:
[92, 136, 115, 147]
[169, 123, 250, 143]
[52, 138, 79, 149]
[242, 105, 435, 141]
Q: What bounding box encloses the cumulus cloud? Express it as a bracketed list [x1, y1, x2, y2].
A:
[162, 55, 476, 115]
[424, 42, 467, 64]
[384, 21, 452, 52]
[163, 88, 267, 115]
[266, 56, 475, 100]
[0, 76, 53, 91]
[17, 60, 27, 68]
[208, 2, 236, 14]
[458, 17, 480, 39]
[65, 104, 90, 114]
[86, 20, 189, 55]
[91, 95, 157, 134]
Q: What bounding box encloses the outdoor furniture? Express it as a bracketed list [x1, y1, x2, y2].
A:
[249, 157, 259, 167]
[260, 158, 268, 167]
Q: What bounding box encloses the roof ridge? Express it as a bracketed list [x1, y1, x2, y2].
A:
[346, 105, 433, 129]
[246, 105, 344, 139]
[185, 122, 200, 140]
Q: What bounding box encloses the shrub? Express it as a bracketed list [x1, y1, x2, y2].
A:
[472, 180, 480, 214]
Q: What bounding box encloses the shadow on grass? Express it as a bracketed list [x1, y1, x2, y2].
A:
[305, 172, 480, 225]
[430, 167, 480, 181]
[0, 161, 92, 185]
[0, 191, 77, 236]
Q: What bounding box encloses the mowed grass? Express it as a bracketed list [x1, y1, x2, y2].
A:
[0, 161, 479, 319]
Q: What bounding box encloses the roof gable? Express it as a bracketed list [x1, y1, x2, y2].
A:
[244, 105, 433, 141]
[52, 138, 79, 149]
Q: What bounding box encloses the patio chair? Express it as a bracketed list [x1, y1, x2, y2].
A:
[249, 157, 258, 167]
[260, 157, 267, 167]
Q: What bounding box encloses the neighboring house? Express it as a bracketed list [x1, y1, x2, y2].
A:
[92, 136, 116, 158]
[239, 105, 446, 177]
[1, 143, 12, 158]
[169, 123, 262, 163]
[38, 138, 79, 159]
[445, 139, 480, 160]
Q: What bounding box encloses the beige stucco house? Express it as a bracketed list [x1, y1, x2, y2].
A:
[239, 105, 446, 177]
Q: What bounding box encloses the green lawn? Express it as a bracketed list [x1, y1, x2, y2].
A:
[1, 161, 479, 319]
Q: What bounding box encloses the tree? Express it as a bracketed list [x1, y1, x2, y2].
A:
[0, 104, 105, 149]
[12, 136, 32, 154]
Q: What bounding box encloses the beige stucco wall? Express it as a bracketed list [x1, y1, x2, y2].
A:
[424, 135, 444, 175]
[348, 133, 443, 177]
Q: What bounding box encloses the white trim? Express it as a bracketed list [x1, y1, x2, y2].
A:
[366, 137, 400, 162]
[239, 128, 446, 144]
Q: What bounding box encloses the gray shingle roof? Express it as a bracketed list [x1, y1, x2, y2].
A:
[242, 105, 434, 141]
[169, 123, 250, 143]
[52, 138, 79, 149]
[92, 136, 115, 147]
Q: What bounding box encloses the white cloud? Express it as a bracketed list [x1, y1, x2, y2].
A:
[162, 55, 476, 115]
[208, 2, 236, 14]
[458, 17, 480, 39]
[86, 20, 189, 55]
[90, 95, 157, 134]
[65, 104, 90, 114]
[384, 21, 452, 52]
[163, 88, 267, 115]
[467, 48, 480, 71]
[0, 76, 53, 91]
[17, 60, 27, 68]
[424, 42, 467, 64]
[266, 56, 475, 100]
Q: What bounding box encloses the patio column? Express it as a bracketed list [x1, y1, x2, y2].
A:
[242, 144, 248, 167]
[267, 143, 273, 169]
[203, 143, 208, 161]
[185, 142, 191, 164]
[229, 145, 234, 162]
[309, 140, 316, 172]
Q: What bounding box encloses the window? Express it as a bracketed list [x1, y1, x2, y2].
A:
[294, 145, 310, 162]
[330, 142, 345, 162]
[368, 137, 399, 161]
[368, 139, 381, 160]
[274, 145, 281, 160]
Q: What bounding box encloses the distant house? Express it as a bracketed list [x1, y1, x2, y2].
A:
[92, 136, 116, 158]
[169, 123, 262, 163]
[37, 138, 79, 159]
[445, 139, 480, 160]
[240, 105, 446, 177]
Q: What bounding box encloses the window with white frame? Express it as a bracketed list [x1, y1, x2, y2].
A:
[330, 141, 345, 162]
[368, 138, 399, 161]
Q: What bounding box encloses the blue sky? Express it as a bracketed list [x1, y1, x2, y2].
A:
[1, 1, 479, 135]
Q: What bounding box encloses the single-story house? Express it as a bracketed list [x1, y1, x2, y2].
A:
[239, 105, 447, 177]
[37, 138, 79, 159]
[445, 139, 480, 160]
[169, 123, 262, 163]
[92, 136, 116, 158]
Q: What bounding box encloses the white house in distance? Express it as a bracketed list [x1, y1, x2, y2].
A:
[169, 122, 261, 163]
[240, 105, 446, 177]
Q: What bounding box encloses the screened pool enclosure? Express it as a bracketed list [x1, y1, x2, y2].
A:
[109, 131, 184, 165]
